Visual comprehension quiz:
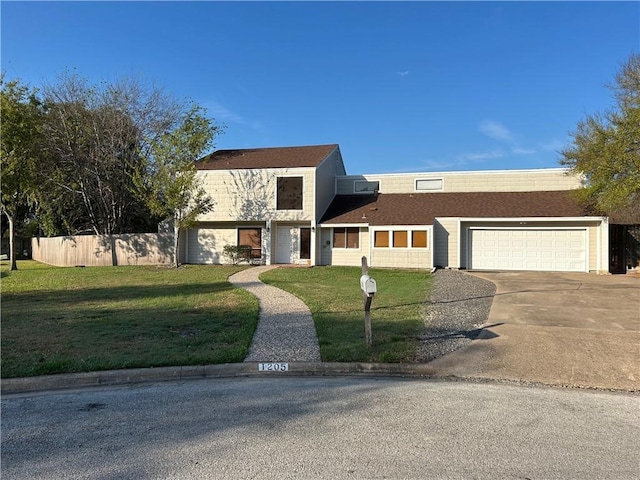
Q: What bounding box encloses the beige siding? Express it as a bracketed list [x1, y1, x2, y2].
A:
[337, 169, 582, 195]
[186, 224, 235, 264]
[371, 249, 432, 269]
[31, 234, 173, 267]
[328, 228, 369, 266]
[185, 222, 268, 264]
[198, 167, 315, 223]
[370, 226, 434, 269]
[433, 218, 460, 268]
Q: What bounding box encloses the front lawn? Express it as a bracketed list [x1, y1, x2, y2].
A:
[260, 266, 433, 362]
[1, 261, 259, 378]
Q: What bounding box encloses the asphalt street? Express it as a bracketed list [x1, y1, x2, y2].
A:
[2, 377, 639, 479]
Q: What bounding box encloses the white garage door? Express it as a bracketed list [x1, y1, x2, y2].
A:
[469, 228, 587, 272]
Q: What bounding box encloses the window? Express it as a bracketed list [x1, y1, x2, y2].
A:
[393, 231, 408, 248]
[333, 227, 359, 248]
[277, 177, 303, 210]
[238, 228, 262, 260]
[300, 228, 311, 259]
[374, 231, 389, 247]
[354, 180, 379, 194]
[375, 229, 429, 248]
[412, 230, 428, 248]
[415, 178, 443, 191]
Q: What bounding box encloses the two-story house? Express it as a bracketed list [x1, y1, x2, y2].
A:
[182, 144, 612, 273]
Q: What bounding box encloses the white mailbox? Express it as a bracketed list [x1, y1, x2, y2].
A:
[360, 275, 377, 296]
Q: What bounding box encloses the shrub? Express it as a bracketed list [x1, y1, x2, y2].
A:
[223, 245, 252, 265]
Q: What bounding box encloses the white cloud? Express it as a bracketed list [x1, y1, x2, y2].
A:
[457, 149, 506, 162]
[206, 101, 246, 125]
[396, 71, 409, 77]
[540, 138, 568, 152]
[479, 120, 513, 142]
[512, 147, 536, 155]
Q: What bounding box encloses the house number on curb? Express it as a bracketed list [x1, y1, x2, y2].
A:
[258, 362, 289, 372]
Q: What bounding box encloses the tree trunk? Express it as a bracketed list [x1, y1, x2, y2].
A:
[173, 220, 180, 268]
[8, 212, 17, 271]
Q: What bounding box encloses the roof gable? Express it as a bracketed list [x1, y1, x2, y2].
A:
[320, 191, 588, 225]
[196, 144, 339, 170]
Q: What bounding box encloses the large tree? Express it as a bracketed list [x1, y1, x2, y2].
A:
[137, 105, 221, 268]
[0, 77, 44, 270]
[38, 73, 179, 235]
[561, 53, 640, 216]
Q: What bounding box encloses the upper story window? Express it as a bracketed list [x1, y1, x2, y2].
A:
[354, 180, 379, 194]
[277, 177, 303, 210]
[415, 178, 443, 191]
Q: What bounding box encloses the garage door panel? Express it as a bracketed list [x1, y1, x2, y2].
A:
[470, 229, 587, 272]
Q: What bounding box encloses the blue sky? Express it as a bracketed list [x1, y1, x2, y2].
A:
[2, 2, 638, 175]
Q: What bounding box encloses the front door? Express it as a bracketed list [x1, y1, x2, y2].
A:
[276, 227, 293, 264]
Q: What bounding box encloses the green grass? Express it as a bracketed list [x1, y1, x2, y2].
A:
[260, 266, 433, 363]
[1, 260, 259, 378]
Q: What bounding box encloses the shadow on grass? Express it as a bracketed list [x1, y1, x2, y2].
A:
[314, 313, 425, 363]
[1, 281, 235, 306]
[1, 281, 260, 378]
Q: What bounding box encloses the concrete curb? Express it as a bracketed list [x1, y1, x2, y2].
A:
[3, 362, 637, 396]
[0, 362, 443, 395]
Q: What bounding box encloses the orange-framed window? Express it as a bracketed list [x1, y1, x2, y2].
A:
[374, 231, 389, 247]
[412, 230, 428, 248]
[393, 231, 408, 248]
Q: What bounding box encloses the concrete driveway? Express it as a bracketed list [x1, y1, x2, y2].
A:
[428, 271, 640, 391]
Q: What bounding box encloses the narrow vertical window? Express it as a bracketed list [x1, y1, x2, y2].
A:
[300, 228, 311, 259]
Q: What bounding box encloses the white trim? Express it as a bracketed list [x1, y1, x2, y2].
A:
[458, 216, 606, 223]
[455, 218, 462, 269]
[319, 223, 369, 228]
[414, 178, 444, 192]
[339, 167, 573, 180]
[370, 225, 433, 249]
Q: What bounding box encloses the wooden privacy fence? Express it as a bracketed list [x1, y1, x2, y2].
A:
[31, 234, 174, 267]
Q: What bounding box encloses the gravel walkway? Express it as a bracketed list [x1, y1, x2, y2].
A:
[229, 266, 322, 362]
[414, 269, 496, 363]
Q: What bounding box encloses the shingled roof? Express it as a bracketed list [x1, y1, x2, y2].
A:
[320, 190, 588, 225]
[196, 144, 339, 170]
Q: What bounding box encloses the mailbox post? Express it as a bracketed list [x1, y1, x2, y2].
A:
[360, 256, 376, 348]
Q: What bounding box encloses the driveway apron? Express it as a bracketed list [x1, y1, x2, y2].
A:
[229, 266, 322, 362]
[428, 271, 640, 391]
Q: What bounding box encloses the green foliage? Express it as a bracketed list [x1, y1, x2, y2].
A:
[2, 71, 222, 244]
[37, 73, 171, 236]
[138, 104, 222, 267]
[561, 53, 640, 215]
[260, 266, 433, 362]
[0, 76, 45, 270]
[223, 244, 253, 265]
